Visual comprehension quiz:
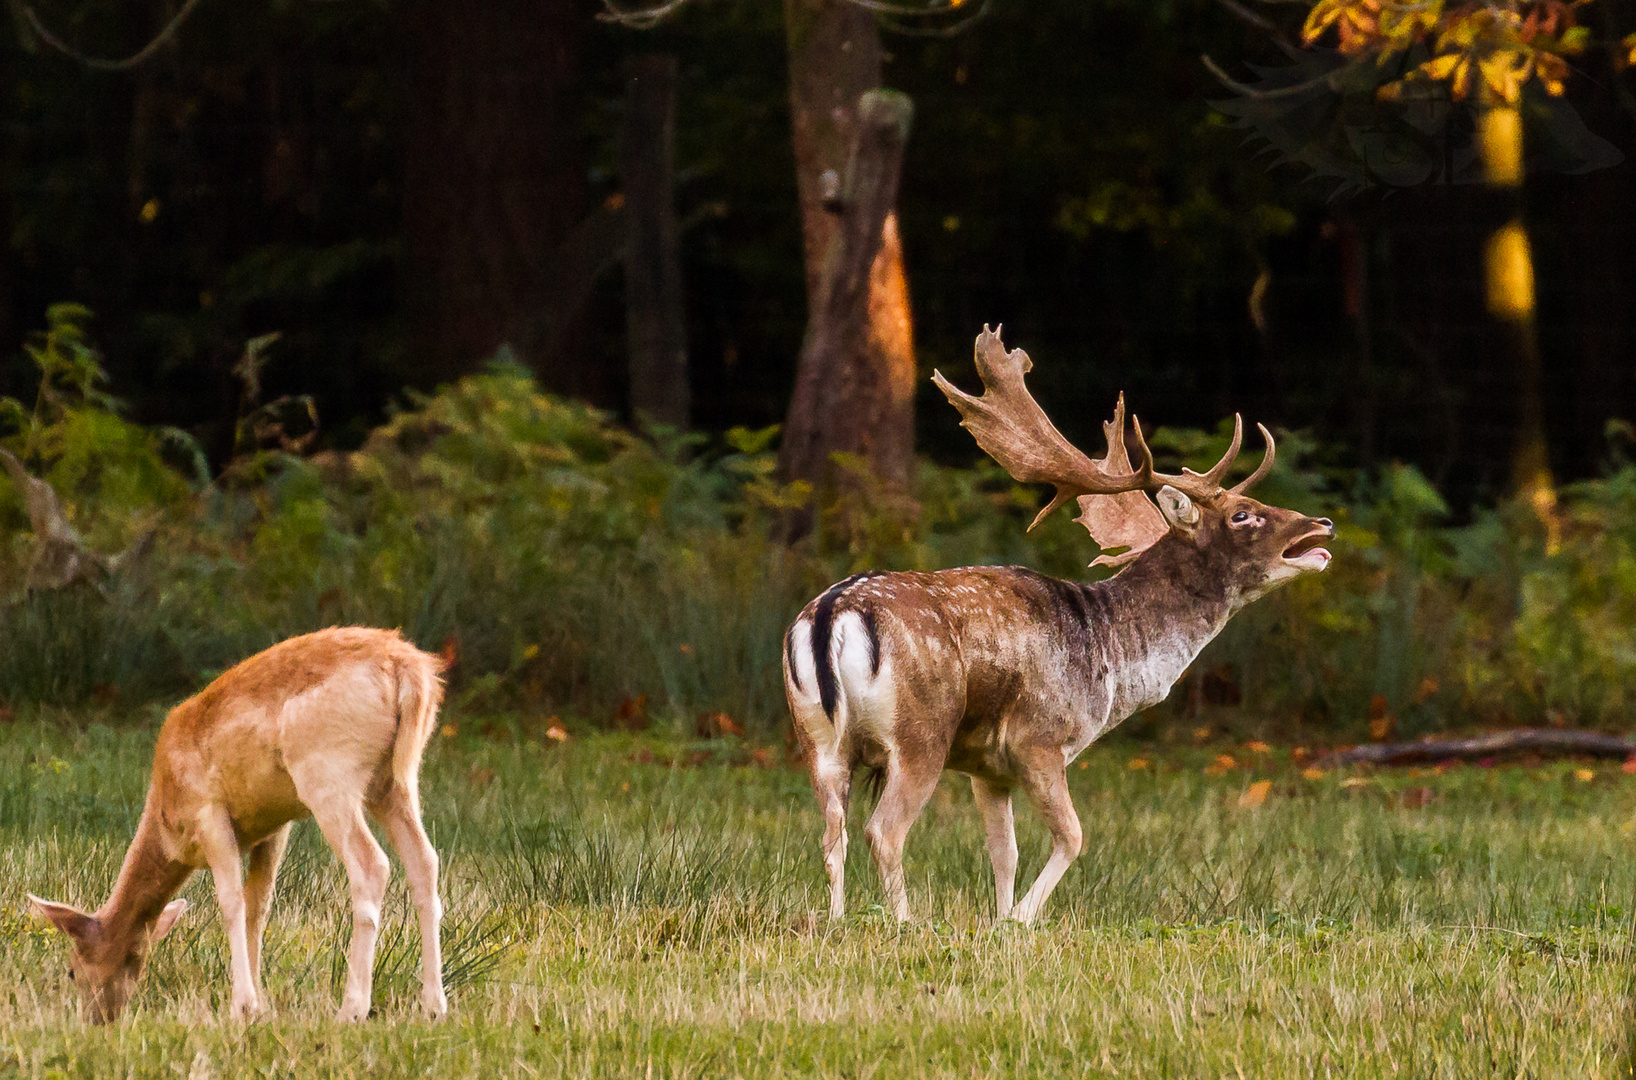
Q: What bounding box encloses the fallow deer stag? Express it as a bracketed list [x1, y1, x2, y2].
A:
[29, 627, 448, 1023]
[783, 326, 1334, 925]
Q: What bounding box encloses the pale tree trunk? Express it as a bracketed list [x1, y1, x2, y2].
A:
[1477, 103, 1554, 543]
[777, 0, 917, 538]
[621, 54, 689, 427]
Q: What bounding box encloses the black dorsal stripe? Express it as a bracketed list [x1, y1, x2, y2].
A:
[811, 572, 882, 719]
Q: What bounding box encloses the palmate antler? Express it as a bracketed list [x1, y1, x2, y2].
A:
[932, 326, 1275, 568]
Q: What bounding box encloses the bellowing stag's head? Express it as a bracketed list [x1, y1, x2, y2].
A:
[933, 327, 1333, 600]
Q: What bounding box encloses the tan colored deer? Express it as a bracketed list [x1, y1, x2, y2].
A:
[29, 627, 448, 1024]
[784, 327, 1334, 925]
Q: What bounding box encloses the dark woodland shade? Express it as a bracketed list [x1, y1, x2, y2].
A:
[0, 0, 1632, 501]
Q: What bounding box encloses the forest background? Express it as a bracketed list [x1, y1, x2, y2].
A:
[3, 0, 1636, 744]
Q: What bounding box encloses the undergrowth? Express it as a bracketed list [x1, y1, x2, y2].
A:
[2, 306, 1635, 737]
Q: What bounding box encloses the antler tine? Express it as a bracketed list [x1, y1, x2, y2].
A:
[933, 328, 1156, 532]
[1229, 423, 1276, 494]
[1185, 413, 1242, 488]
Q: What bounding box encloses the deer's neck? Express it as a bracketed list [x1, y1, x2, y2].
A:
[97, 794, 190, 947]
[1094, 538, 1242, 719]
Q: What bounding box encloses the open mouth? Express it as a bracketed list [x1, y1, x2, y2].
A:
[1282, 531, 1332, 567]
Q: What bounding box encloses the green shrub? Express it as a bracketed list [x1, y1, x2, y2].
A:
[7, 309, 1636, 739]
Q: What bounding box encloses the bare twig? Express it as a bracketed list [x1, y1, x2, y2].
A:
[876, 0, 991, 38]
[1212, 0, 1282, 37]
[597, 0, 695, 28]
[18, 0, 207, 71]
[1202, 53, 1344, 100]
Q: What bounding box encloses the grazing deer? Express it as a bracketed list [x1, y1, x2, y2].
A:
[783, 327, 1334, 925]
[29, 627, 448, 1024]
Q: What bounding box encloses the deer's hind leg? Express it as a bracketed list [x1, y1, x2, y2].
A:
[863, 753, 945, 923]
[970, 777, 1018, 920]
[371, 785, 448, 1019]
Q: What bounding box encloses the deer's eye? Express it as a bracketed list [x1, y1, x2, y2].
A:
[68, 969, 75, 981]
[1231, 511, 1250, 524]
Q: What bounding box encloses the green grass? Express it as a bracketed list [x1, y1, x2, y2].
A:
[1, 714, 1634, 1078]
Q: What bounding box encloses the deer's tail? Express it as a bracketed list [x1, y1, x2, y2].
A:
[391, 649, 446, 809]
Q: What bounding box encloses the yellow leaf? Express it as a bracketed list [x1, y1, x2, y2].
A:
[440, 724, 458, 738]
[1238, 780, 1273, 809]
[1303, 0, 1347, 44]
[1203, 754, 1237, 777]
[1575, 768, 1595, 782]
[1245, 741, 1272, 754]
[1127, 758, 1149, 770]
[1420, 53, 1462, 81]
[1302, 766, 1325, 781]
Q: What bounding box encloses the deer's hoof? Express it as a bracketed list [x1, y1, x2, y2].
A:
[334, 1000, 371, 1023]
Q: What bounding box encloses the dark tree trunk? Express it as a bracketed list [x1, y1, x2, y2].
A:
[621, 54, 689, 427]
[400, 0, 604, 401]
[778, 0, 916, 534]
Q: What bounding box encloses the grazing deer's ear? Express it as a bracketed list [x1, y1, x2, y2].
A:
[28, 895, 97, 941]
[152, 899, 188, 942]
[1155, 485, 1199, 531]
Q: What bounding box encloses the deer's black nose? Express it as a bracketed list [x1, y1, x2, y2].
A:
[1314, 517, 1334, 532]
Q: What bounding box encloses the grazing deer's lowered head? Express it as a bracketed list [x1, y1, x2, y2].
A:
[784, 326, 1333, 925]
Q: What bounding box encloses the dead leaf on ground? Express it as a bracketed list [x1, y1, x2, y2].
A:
[1368, 694, 1395, 741]
[1622, 756, 1636, 774]
[467, 766, 496, 791]
[696, 711, 743, 739]
[1245, 741, 1272, 754]
[545, 721, 570, 743]
[1238, 779, 1272, 808]
[1126, 757, 1149, 770]
[1203, 754, 1236, 776]
[615, 695, 650, 732]
[1301, 766, 1325, 780]
[1399, 786, 1436, 808]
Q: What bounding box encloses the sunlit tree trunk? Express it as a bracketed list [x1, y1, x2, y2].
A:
[777, 0, 917, 538]
[1477, 102, 1555, 544]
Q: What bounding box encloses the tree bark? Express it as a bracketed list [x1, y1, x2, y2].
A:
[621, 54, 689, 427]
[777, 90, 913, 538]
[778, 0, 916, 537]
[400, 0, 604, 401]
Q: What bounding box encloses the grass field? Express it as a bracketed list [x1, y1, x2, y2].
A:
[1, 713, 1634, 1078]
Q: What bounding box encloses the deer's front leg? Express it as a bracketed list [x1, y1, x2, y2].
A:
[243, 823, 291, 998]
[198, 810, 261, 1021]
[1010, 758, 1082, 926]
[969, 777, 1017, 920]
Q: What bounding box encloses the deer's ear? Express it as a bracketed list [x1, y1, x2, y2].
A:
[28, 895, 97, 942]
[1155, 485, 1200, 531]
[151, 899, 188, 943]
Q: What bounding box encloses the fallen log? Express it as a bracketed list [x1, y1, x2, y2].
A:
[1322, 728, 1636, 767]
